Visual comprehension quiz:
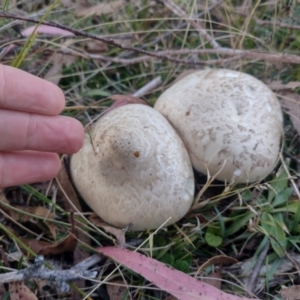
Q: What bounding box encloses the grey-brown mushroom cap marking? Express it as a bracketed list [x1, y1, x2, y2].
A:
[154, 69, 283, 183]
[70, 104, 195, 231]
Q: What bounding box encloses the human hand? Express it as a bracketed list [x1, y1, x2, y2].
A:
[0, 64, 84, 188]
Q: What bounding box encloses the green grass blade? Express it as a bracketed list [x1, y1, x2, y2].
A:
[11, 0, 60, 68]
[2, 0, 10, 11]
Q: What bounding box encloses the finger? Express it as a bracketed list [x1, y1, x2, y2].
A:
[0, 151, 61, 188]
[0, 64, 65, 115]
[0, 109, 84, 154]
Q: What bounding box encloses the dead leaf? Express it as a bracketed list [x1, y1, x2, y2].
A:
[76, 0, 90, 9]
[0, 190, 56, 239]
[201, 269, 222, 290]
[44, 52, 76, 85]
[89, 214, 126, 247]
[61, 0, 75, 8]
[186, 213, 209, 224]
[23, 207, 56, 239]
[89, 213, 106, 226]
[56, 160, 83, 214]
[196, 256, 237, 290]
[0, 43, 16, 59]
[9, 281, 38, 300]
[280, 285, 300, 300]
[16, 206, 55, 226]
[84, 40, 108, 53]
[278, 91, 300, 136]
[0, 284, 6, 298]
[98, 247, 256, 300]
[106, 280, 129, 300]
[76, 0, 125, 17]
[56, 160, 91, 253]
[56, 161, 90, 300]
[0, 189, 9, 205]
[197, 255, 238, 272]
[21, 215, 77, 256]
[21, 239, 51, 255]
[22, 232, 76, 256]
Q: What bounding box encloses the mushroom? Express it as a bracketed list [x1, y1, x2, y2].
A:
[70, 104, 195, 231]
[154, 69, 283, 183]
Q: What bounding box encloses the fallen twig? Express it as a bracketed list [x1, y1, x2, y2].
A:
[0, 254, 103, 293]
[47, 48, 244, 65]
[85, 48, 300, 65]
[133, 76, 162, 97]
[1, 11, 300, 65]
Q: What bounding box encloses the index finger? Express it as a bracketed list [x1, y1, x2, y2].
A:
[0, 64, 65, 115]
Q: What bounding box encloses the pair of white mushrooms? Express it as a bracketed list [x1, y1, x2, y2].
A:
[70, 69, 283, 231]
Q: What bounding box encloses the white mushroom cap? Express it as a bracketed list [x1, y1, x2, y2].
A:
[70, 104, 194, 231]
[154, 69, 283, 183]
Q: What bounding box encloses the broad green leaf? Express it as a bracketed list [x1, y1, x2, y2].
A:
[225, 212, 253, 237]
[160, 253, 174, 265]
[267, 168, 289, 203]
[288, 236, 300, 251]
[214, 206, 225, 238]
[274, 213, 289, 234]
[241, 189, 252, 201]
[173, 260, 190, 273]
[272, 188, 292, 208]
[273, 200, 300, 214]
[290, 197, 300, 234]
[205, 231, 222, 247]
[261, 212, 286, 257]
[255, 194, 269, 207]
[155, 244, 173, 260]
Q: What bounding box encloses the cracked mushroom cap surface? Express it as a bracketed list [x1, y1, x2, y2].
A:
[70, 104, 195, 231]
[154, 69, 283, 183]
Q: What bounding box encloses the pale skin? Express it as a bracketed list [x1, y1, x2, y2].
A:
[0, 64, 85, 188]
